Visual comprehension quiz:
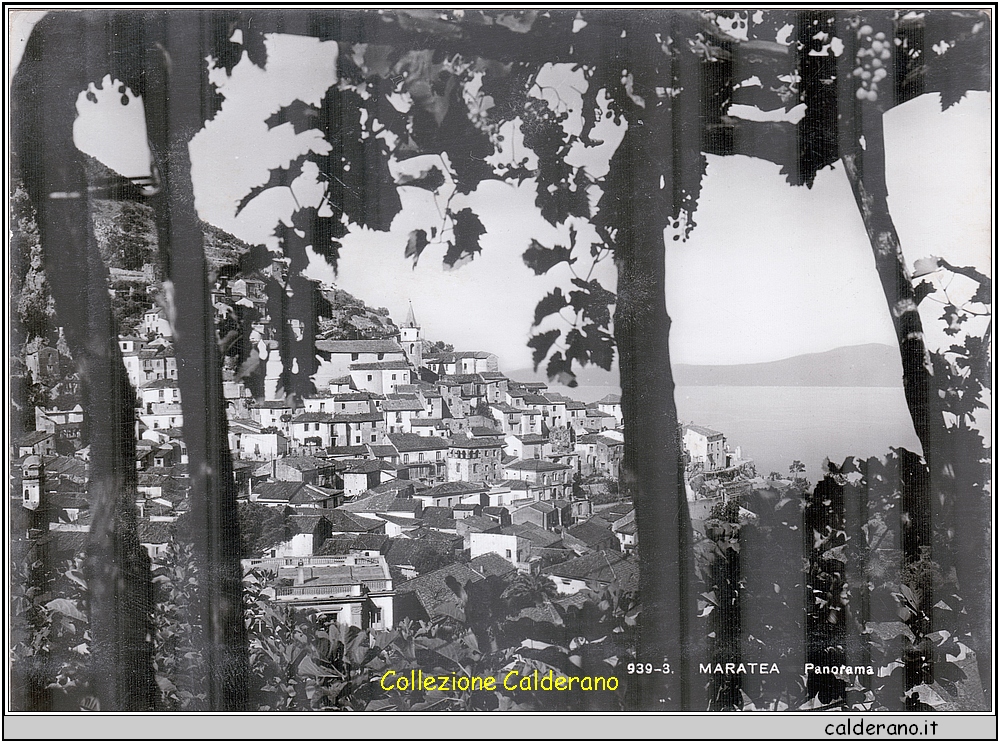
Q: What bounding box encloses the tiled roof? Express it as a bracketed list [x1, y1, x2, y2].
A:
[374, 513, 423, 527]
[366, 480, 419, 497]
[253, 481, 305, 503]
[402, 527, 463, 544]
[287, 514, 328, 535]
[518, 500, 555, 514]
[137, 520, 174, 544]
[566, 519, 617, 547]
[340, 458, 394, 474]
[387, 433, 449, 452]
[543, 550, 639, 589]
[396, 556, 514, 618]
[501, 522, 563, 548]
[409, 418, 445, 427]
[683, 423, 724, 438]
[290, 412, 333, 424]
[470, 552, 519, 577]
[459, 514, 500, 532]
[594, 435, 624, 447]
[17, 430, 53, 446]
[385, 538, 452, 568]
[449, 436, 505, 450]
[350, 361, 412, 371]
[522, 393, 550, 405]
[322, 510, 385, 533]
[327, 445, 370, 458]
[316, 339, 404, 354]
[332, 391, 379, 402]
[418, 481, 488, 497]
[41, 456, 87, 479]
[228, 420, 263, 435]
[140, 378, 180, 389]
[250, 400, 296, 409]
[383, 397, 424, 412]
[341, 491, 421, 514]
[317, 533, 391, 555]
[437, 374, 483, 385]
[599, 502, 635, 520]
[423, 352, 457, 363]
[288, 485, 339, 506]
[419, 507, 456, 530]
[504, 459, 569, 472]
[330, 412, 383, 424]
[278, 456, 334, 471]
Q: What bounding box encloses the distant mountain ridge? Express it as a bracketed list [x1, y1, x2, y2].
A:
[510, 344, 905, 388]
[673, 344, 904, 387]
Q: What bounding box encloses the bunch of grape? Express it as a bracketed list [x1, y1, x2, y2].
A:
[852, 25, 891, 102]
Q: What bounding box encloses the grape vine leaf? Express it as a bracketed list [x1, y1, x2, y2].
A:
[532, 288, 568, 327]
[527, 329, 560, 370]
[443, 208, 486, 267]
[522, 239, 575, 275]
[405, 229, 430, 267]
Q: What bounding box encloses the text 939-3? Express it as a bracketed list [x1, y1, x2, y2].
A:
[626, 662, 672, 674]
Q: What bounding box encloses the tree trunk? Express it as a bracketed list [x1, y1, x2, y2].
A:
[612, 124, 704, 711]
[141, 12, 250, 711]
[837, 16, 991, 697]
[10, 13, 156, 711]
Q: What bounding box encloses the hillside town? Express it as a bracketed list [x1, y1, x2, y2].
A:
[14, 273, 751, 633]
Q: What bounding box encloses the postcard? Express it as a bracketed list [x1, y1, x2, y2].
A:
[6, 8, 993, 739]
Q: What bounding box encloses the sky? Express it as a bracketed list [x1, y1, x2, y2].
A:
[13, 16, 992, 374]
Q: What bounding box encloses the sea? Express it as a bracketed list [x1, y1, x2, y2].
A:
[549, 383, 925, 483]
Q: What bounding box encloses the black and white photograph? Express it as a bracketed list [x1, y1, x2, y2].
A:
[6, 6, 994, 734]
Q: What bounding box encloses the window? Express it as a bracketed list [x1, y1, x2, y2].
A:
[314, 423, 320, 431]
[403, 453, 410, 463]
[378, 353, 385, 360]
[391, 374, 396, 381]
[418, 452, 425, 462]
[319, 403, 325, 411]
[371, 435, 377, 443]
[355, 436, 361, 444]
[351, 353, 359, 361]
[506, 549, 512, 558]
[367, 375, 373, 381]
